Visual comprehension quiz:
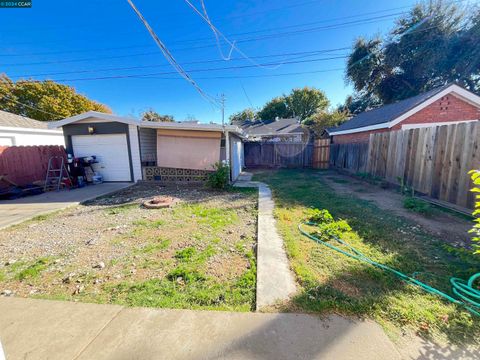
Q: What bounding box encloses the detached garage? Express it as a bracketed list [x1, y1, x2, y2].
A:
[49, 111, 244, 183]
[49, 112, 142, 182]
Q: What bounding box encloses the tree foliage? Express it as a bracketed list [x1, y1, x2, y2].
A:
[0, 74, 111, 121]
[229, 108, 257, 125]
[254, 87, 329, 121]
[469, 170, 480, 254]
[257, 96, 291, 121]
[302, 111, 349, 137]
[345, 1, 480, 109]
[142, 109, 175, 122]
[286, 87, 329, 120]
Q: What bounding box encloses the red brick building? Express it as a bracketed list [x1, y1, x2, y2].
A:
[328, 84, 480, 144]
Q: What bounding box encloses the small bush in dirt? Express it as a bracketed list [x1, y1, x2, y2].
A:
[403, 197, 433, 216]
[306, 209, 334, 223]
[207, 162, 230, 189]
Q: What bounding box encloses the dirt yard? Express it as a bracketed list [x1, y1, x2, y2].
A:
[320, 171, 472, 248]
[0, 183, 257, 311]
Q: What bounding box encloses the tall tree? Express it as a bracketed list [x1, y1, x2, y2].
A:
[0, 74, 111, 121]
[229, 108, 257, 125]
[345, 1, 480, 105]
[303, 110, 349, 137]
[286, 87, 329, 120]
[142, 109, 175, 122]
[257, 96, 291, 120]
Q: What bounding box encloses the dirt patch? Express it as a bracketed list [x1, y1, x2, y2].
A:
[320, 172, 472, 248]
[0, 183, 257, 310]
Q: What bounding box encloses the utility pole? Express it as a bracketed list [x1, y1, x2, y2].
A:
[220, 93, 225, 128]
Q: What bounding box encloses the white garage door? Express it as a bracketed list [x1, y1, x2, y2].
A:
[72, 134, 131, 181]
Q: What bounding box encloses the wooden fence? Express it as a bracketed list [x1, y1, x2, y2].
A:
[312, 139, 330, 169]
[0, 145, 66, 187]
[244, 141, 314, 168]
[330, 142, 369, 173]
[330, 121, 480, 209]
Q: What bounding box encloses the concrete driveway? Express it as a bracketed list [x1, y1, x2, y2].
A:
[0, 183, 132, 229]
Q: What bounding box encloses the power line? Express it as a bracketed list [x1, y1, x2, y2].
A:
[8, 48, 349, 78]
[0, 8, 406, 61]
[126, 0, 218, 106]
[18, 55, 349, 82]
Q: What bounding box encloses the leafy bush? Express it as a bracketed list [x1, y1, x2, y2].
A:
[306, 208, 351, 240]
[207, 162, 230, 189]
[469, 170, 480, 254]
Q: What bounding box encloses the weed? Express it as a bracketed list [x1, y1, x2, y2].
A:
[133, 219, 166, 228]
[167, 266, 205, 282]
[184, 204, 238, 230]
[174, 247, 196, 261]
[403, 197, 434, 216]
[106, 203, 138, 215]
[137, 238, 171, 254]
[15, 258, 51, 281]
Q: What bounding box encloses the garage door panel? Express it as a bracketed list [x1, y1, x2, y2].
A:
[72, 134, 131, 182]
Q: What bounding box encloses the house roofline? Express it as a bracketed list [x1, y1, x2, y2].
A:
[48, 111, 244, 135]
[48, 111, 141, 128]
[328, 84, 480, 136]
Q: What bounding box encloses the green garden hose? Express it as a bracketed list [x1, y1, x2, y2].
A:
[298, 222, 480, 317]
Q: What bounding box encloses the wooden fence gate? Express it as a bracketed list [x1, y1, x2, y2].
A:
[312, 139, 330, 169]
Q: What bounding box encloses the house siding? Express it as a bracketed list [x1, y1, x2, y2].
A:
[332, 93, 480, 144]
[139, 127, 157, 164]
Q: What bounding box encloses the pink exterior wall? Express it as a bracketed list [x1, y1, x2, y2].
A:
[156, 131, 221, 170]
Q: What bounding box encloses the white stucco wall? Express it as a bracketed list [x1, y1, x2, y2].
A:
[0, 127, 65, 146]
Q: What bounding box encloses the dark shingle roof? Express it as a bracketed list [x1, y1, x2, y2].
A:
[0, 110, 49, 129]
[329, 84, 452, 133]
[242, 118, 303, 137]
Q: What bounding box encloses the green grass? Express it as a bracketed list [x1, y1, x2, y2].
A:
[105, 203, 138, 215]
[14, 258, 52, 281]
[107, 246, 257, 311]
[178, 204, 239, 230]
[253, 169, 479, 345]
[134, 237, 171, 254]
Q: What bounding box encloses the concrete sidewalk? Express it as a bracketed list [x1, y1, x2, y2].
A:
[0, 183, 132, 229]
[0, 297, 402, 360]
[235, 173, 296, 310]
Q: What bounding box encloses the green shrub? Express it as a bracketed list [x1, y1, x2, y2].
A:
[207, 162, 230, 189]
[306, 208, 351, 240]
[403, 197, 433, 216]
[468, 170, 480, 254]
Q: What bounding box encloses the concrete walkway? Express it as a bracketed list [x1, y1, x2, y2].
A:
[0, 183, 132, 229]
[0, 297, 403, 360]
[235, 173, 296, 310]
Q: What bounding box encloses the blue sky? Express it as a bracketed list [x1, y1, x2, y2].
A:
[1, 0, 427, 122]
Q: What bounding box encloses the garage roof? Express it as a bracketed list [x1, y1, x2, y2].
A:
[48, 111, 141, 128]
[49, 111, 243, 134]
